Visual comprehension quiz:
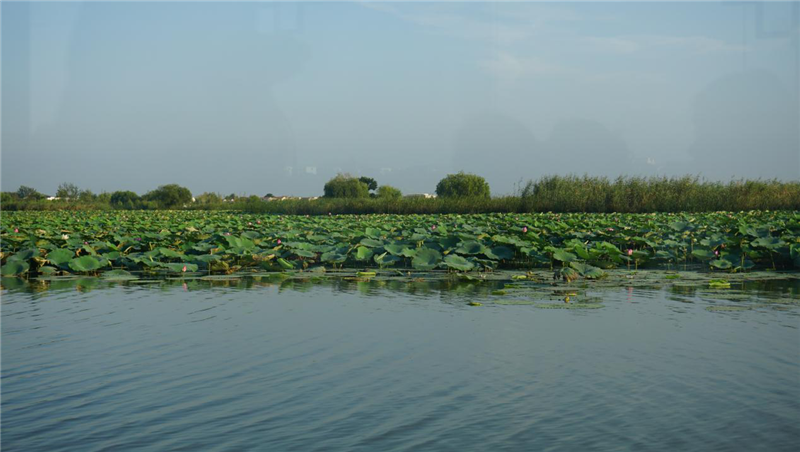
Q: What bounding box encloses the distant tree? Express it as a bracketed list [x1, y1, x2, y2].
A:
[359, 177, 378, 192]
[324, 174, 369, 198]
[110, 191, 140, 209]
[265, 193, 275, 198]
[225, 193, 237, 201]
[78, 189, 96, 202]
[195, 192, 222, 206]
[56, 182, 80, 200]
[143, 184, 192, 208]
[376, 185, 402, 199]
[16, 185, 44, 200]
[97, 192, 112, 204]
[435, 172, 490, 198]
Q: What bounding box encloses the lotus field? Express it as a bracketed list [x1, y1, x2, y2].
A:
[1, 211, 799, 278]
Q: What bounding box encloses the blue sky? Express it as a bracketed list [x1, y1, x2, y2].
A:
[2, 1, 798, 197]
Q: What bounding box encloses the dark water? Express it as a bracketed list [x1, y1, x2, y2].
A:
[2, 276, 799, 451]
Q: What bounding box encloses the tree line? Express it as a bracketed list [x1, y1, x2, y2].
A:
[2, 174, 798, 213]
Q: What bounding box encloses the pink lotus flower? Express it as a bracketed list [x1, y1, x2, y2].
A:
[84, 241, 88, 245]
[248, 222, 252, 226]
[522, 227, 528, 233]
[715, 250, 719, 256]
[277, 239, 282, 245]
[627, 249, 633, 256]
[182, 265, 187, 272]
[431, 225, 437, 230]
[329, 212, 332, 216]
[257, 220, 261, 224]
[14, 228, 18, 233]
[608, 228, 614, 232]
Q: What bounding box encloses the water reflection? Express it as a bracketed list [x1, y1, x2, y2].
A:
[3, 272, 798, 308]
[2, 272, 799, 452]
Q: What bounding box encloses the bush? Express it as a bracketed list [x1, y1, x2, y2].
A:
[56, 183, 80, 200]
[376, 185, 402, 199]
[435, 172, 490, 198]
[110, 191, 140, 209]
[143, 184, 192, 208]
[323, 175, 369, 198]
[16, 186, 45, 200]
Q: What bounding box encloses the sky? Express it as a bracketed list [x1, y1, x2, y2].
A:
[2, 1, 798, 197]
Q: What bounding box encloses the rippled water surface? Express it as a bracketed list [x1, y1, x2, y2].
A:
[3, 275, 799, 451]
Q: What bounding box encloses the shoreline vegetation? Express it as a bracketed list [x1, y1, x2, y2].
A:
[2, 175, 799, 214]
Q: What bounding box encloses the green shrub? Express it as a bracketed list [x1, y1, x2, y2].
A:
[110, 191, 140, 209]
[435, 172, 490, 198]
[323, 175, 369, 198]
[143, 184, 192, 208]
[376, 185, 402, 199]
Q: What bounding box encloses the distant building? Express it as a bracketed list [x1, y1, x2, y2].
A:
[46, 196, 60, 201]
[262, 196, 320, 201]
[404, 193, 437, 199]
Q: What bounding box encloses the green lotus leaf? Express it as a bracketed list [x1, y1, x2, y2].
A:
[101, 269, 139, 280]
[691, 249, 715, 260]
[39, 266, 59, 275]
[162, 262, 199, 273]
[484, 246, 514, 261]
[412, 248, 442, 270]
[569, 262, 605, 279]
[443, 254, 474, 271]
[751, 237, 785, 250]
[321, 252, 347, 263]
[1, 260, 30, 276]
[399, 247, 417, 258]
[158, 247, 184, 259]
[8, 248, 39, 262]
[455, 240, 485, 255]
[374, 252, 402, 267]
[383, 244, 409, 256]
[359, 238, 383, 248]
[68, 255, 104, 272]
[293, 249, 317, 258]
[710, 259, 733, 269]
[47, 248, 75, 266]
[552, 250, 577, 263]
[355, 246, 374, 261]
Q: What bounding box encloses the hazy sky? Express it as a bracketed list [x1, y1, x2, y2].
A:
[2, 1, 798, 197]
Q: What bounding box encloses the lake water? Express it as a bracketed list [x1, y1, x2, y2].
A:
[2, 274, 799, 451]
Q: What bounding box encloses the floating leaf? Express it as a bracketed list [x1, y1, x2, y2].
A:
[443, 254, 474, 271]
[1, 260, 29, 276]
[68, 255, 103, 272]
[412, 248, 441, 270]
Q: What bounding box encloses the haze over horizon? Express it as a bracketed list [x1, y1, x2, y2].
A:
[2, 1, 798, 197]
